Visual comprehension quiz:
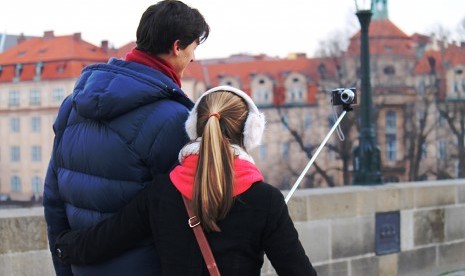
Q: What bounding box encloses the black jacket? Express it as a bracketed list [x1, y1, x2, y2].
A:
[55, 174, 317, 276]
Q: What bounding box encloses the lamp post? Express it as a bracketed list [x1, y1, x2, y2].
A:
[352, 0, 383, 185]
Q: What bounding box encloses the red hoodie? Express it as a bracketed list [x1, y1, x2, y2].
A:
[169, 155, 264, 199]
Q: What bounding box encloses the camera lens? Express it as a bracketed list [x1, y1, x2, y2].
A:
[341, 89, 355, 104]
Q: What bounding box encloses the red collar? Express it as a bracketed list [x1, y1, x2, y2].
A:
[169, 155, 264, 199]
[125, 48, 181, 87]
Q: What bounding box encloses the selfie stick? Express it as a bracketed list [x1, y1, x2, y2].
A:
[285, 105, 352, 204]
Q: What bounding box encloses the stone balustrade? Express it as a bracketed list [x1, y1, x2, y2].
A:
[1, 179, 464, 276]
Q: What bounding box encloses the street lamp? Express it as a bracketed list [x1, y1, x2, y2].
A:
[352, 0, 383, 185]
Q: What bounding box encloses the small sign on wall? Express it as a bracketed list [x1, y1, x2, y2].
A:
[375, 210, 400, 255]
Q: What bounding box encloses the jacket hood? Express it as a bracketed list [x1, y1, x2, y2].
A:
[72, 58, 192, 120]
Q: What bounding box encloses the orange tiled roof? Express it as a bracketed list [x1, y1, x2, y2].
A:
[414, 44, 465, 75]
[0, 33, 108, 65]
[347, 19, 414, 57]
[444, 43, 465, 67]
[184, 56, 338, 105]
[0, 32, 111, 82]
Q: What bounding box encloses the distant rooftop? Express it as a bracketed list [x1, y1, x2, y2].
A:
[0, 33, 38, 53]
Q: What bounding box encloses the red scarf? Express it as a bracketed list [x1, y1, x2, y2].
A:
[125, 48, 181, 87]
[169, 155, 264, 199]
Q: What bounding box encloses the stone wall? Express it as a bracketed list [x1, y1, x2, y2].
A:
[0, 207, 53, 276]
[262, 179, 465, 276]
[1, 179, 464, 276]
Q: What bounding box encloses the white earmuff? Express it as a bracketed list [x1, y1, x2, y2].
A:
[185, 85, 266, 151]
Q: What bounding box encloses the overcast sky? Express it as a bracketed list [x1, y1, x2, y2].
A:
[1, 0, 464, 59]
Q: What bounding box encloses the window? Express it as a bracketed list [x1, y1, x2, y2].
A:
[305, 144, 313, 153]
[437, 140, 446, 160]
[304, 113, 312, 129]
[14, 63, 23, 81]
[10, 146, 20, 162]
[282, 143, 290, 160]
[386, 111, 396, 130]
[385, 111, 397, 161]
[252, 87, 270, 105]
[32, 176, 42, 195]
[52, 88, 65, 103]
[421, 143, 427, 159]
[8, 90, 20, 107]
[383, 65, 396, 75]
[281, 114, 289, 130]
[437, 113, 445, 127]
[10, 176, 22, 192]
[259, 145, 267, 160]
[29, 89, 41, 106]
[386, 134, 397, 161]
[288, 87, 304, 103]
[31, 117, 41, 132]
[327, 148, 336, 160]
[10, 117, 20, 133]
[280, 175, 291, 190]
[328, 115, 336, 128]
[31, 146, 42, 162]
[318, 63, 327, 79]
[34, 62, 44, 80]
[418, 80, 425, 96]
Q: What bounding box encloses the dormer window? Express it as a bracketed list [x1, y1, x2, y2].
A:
[56, 63, 66, 73]
[383, 65, 396, 75]
[318, 63, 327, 80]
[34, 62, 44, 81]
[0, 65, 3, 77]
[13, 63, 23, 82]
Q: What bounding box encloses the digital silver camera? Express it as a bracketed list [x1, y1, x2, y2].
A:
[331, 88, 357, 106]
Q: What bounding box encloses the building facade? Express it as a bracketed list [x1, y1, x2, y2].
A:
[0, 31, 116, 200]
[1, 9, 465, 199]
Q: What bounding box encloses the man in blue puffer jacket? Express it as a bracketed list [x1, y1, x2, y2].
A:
[43, 1, 209, 275]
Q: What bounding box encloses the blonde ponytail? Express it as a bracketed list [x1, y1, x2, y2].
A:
[192, 92, 248, 232]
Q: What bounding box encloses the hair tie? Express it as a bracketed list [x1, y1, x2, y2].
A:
[209, 112, 221, 120]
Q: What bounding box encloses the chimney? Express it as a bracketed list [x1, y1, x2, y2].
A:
[17, 33, 26, 44]
[73, 32, 81, 41]
[101, 40, 109, 53]
[43, 30, 54, 39]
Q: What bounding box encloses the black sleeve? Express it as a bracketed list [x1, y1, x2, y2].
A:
[262, 188, 318, 276]
[53, 188, 153, 265]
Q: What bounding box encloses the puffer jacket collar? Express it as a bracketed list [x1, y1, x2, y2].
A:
[72, 58, 193, 120]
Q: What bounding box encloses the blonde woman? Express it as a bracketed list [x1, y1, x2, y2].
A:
[54, 86, 317, 276]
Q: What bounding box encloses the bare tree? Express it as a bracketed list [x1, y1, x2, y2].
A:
[456, 16, 465, 41]
[403, 85, 438, 181]
[437, 102, 465, 178]
[428, 24, 465, 178]
[276, 106, 336, 187]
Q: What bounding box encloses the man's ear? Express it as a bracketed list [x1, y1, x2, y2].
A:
[172, 40, 181, 56]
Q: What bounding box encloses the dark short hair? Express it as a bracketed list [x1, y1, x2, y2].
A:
[136, 0, 210, 55]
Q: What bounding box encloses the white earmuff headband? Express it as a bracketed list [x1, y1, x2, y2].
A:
[185, 85, 266, 151]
